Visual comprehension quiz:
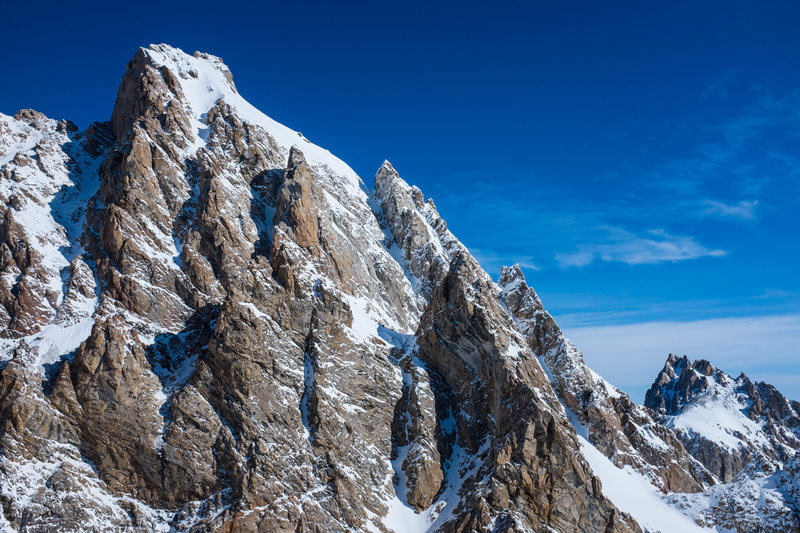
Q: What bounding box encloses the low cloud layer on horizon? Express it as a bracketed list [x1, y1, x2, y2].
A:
[563, 314, 800, 403]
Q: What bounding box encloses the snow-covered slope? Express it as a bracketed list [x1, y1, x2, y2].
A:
[137, 44, 363, 194]
[498, 264, 800, 532]
[666, 455, 800, 533]
[0, 112, 106, 350]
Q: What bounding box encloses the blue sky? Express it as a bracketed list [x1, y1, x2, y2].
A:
[2, 1, 799, 400]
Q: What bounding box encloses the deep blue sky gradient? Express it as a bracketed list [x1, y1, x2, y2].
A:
[2, 1, 799, 398]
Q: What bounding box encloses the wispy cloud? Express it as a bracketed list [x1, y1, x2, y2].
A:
[427, 84, 799, 273]
[701, 199, 758, 220]
[554, 228, 726, 268]
[563, 314, 800, 402]
[549, 289, 800, 328]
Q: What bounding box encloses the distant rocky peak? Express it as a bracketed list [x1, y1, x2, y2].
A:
[644, 354, 731, 414]
[498, 263, 523, 283]
[497, 266, 549, 347]
[645, 354, 800, 483]
[498, 263, 543, 311]
[377, 158, 397, 177]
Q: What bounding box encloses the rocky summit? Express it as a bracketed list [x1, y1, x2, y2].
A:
[0, 44, 797, 533]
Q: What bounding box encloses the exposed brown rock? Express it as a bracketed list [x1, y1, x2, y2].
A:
[499, 264, 713, 494]
[417, 253, 640, 532]
[645, 354, 800, 483]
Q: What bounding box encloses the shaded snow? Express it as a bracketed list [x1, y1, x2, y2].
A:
[0, 442, 173, 532]
[577, 435, 712, 533]
[0, 113, 104, 369]
[378, 437, 491, 533]
[665, 379, 771, 452]
[26, 311, 96, 366]
[300, 351, 314, 443]
[0, 113, 99, 309]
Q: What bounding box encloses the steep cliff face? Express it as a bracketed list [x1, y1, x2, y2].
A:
[0, 44, 641, 533]
[413, 254, 637, 532]
[497, 266, 714, 495]
[0, 44, 797, 533]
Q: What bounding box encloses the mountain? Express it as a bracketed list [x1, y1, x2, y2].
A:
[645, 355, 800, 531]
[646, 354, 800, 481]
[0, 44, 797, 533]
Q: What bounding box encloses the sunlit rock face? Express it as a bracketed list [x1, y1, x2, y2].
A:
[0, 44, 797, 533]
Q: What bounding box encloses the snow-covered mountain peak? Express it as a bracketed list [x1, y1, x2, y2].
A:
[498, 264, 539, 304]
[378, 159, 396, 172]
[646, 354, 800, 483]
[143, 43, 238, 94]
[645, 354, 731, 414]
[499, 262, 524, 279]
[114, 43, 363, 195]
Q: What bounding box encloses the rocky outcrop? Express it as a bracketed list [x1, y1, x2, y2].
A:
[389, 350, 444, 511]
[416, 254, 639, 532]
[498, 264, 713, 494]
[2, 44, 431, 532]
[666, 455, 800, 533]
[642, 355, 800, 531]
[374, 161, 464, 306]
[0, 111, 108, 338]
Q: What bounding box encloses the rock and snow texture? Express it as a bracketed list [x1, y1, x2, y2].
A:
[498, 265, 714, 495]
[0, 43, 633, 533]
[0, 43, 797, 533]
[643, 355, 800, 531]
[0, 111, 107, 347]
[645, 354, 800, 482]
[665, 456, 800, 533]
[498, 264, 800, 532]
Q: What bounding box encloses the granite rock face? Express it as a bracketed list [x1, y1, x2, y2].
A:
[414, 254, 638, 532]
[498, 265, 714, 495]
[0, 43, 797, 533]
